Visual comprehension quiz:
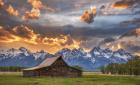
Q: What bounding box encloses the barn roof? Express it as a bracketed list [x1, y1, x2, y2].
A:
[23, 56, 61, 71]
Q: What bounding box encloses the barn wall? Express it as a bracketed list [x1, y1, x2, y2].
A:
[23, 70, 40, 77]
[23, 57, 82, 77]
[38, 58, 82, 77]
[38, 66, 81, 77]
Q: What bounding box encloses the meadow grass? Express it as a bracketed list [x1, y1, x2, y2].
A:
[0, 72, 140, 85]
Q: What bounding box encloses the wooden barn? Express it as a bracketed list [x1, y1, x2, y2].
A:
[23, 56, 82, 77]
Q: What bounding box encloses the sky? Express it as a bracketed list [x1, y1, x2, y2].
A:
[0, 0, 140, 54]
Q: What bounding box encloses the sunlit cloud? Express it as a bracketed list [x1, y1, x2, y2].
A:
[22, 8, 40, 20]
[6, 5, 19, 16]
[80, 6, 96, 23]
[0, 26, 20, 43]
[0, 0, 4, 7]
[105, 42, 125, 51]
[0, 0, 48, 20]
[0, 1, 20, 17]
[21, 0, 44, 20]
[0, 0, 139, 54]
[112, 0, 129, 10]
[101, 27, 140, 54]
[135, 28, 140, 36]
[112, 4, 128, 10]
[27, 0, 43, 9]
[0, 25, 81, 53]
[120, 28, 140, 38]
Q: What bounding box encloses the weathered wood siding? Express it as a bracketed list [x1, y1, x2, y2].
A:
[23, 57, 82, 77]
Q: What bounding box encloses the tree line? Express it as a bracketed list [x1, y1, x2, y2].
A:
[0, 66, 23, 72]
[101, 56, 140, 75]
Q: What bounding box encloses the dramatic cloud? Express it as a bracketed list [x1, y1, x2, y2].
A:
[22, 0, 55, 20]
[112, 0, 140, 10]
[0, 0, 140, 54]
[21, 0, 44, 20]
[0, 26, 20, 43]
[12, 25, 37, 39]
[121, 18, 140, 26]
[44, 0, 93, 11]
[0, 0, 47, 20]
[99, 37, 115, 45]
[0, 25, 81, 53]
[22, 8, 40, 20]
[80, 6, 96, 23]
[27, 0, 43, 9]
[0, 0, 4, 7]
[0, 0, 20, 17]
[112, 1, 129, 10]
[120, 28, 140, 38]
[101, 27, 140, 54]
[6, 5, 19, 17]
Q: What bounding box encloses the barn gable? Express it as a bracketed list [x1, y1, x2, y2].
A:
[23, 56, 60, 71]
[50, 56, 69, 67]
[23, 56, 82, 77]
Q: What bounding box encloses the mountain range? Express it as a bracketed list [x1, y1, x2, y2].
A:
[0, 47, 133, 71]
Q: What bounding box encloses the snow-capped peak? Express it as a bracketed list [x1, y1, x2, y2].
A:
[91, 47, 132, 60]
[113, 49, 132, 61]
[18, 47, 30, 56]
[33, 50, 48, 60]
[0, 47, 134, 71]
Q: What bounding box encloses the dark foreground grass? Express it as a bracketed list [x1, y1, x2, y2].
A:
[0, 72, 140, 85]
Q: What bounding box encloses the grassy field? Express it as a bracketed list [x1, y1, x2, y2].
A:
[0, 72, 140, 85]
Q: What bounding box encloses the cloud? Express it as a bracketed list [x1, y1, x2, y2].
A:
[27, 0, 43, 9]
[112, 0, 140, 10]
[121, 18, 140, 26]
[21, 0, 44, 20]
[0, 0, 4, 7]
[22, 0, 55, 20]
[44, 0, 93, 11]
[11, 25, 37, 39]
[0, 0, 20, 17]
[0, 25, 81, 53]
[22, 8, 40, 20]
[0, 0, 46, 20]
[0, 0, 139, 54]
[80, 6, 96, 23]
[120, 27, 140, 38]
[100, 27, 140, 54]
[99, 37, 116, 45]
[6, 5, 19, 17]
[0, 26, 20, 43]
[112, 0, 129, 10]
